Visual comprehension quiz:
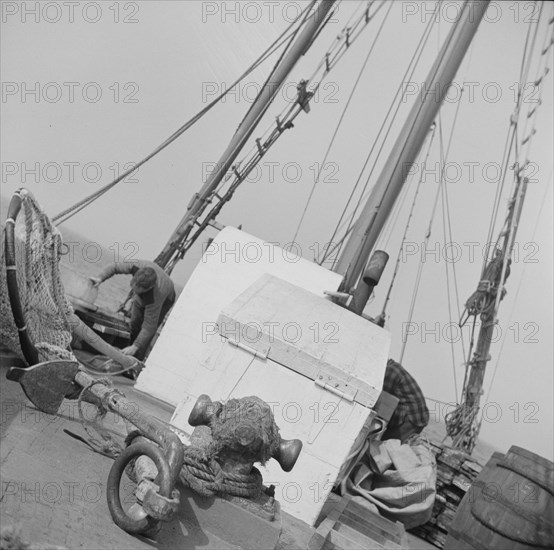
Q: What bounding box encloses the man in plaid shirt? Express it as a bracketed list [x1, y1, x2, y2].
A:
[382, 359, 429, 442]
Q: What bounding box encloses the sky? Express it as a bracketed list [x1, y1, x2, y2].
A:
[1, 1, 553, 461]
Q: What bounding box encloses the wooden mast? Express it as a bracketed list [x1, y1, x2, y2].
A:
[333, 0, 490, 305]
[457, 172, 528, 452]
[155, 0, 336, 271]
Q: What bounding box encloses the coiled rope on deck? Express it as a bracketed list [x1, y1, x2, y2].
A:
[180, 446, 263, 499]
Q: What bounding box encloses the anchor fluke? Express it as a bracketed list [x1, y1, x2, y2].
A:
[7, 360, 81, 414]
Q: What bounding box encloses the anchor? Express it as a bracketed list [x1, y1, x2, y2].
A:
[7, 360, 184, 537]
[2, 189, 184, 537]
[3, 189, 303, 543]
[7, 362, 304, 542]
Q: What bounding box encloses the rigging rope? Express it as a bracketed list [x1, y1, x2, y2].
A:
[319, 1, 440, 266]
[162, 1, 346, 271]
[170, 0, 389, 265]
[448, 4, 553, 450]
[52, 4, 315, 225]
[480, 4, 544, 277]
[378, 124, 436, 327]
[462, 6, 552, 328]
[440, 103, 470, 365]
[234, 0, 317, 142]
[482, 6, 554, 406]
[320, 148, 415, 269]
[483, 170, 552, 407]
[398, 150, 443, 365]
[334, 2, 449, 265]
[291, 0, 390, 244]
[438, 116, 459, 400]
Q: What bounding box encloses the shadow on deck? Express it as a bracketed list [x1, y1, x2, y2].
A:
[0, 356, 435, 550]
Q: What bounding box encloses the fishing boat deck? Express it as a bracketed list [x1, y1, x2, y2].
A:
[0, 357, 435, 550]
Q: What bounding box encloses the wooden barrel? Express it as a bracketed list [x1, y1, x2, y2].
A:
[445, 446, 554, 549]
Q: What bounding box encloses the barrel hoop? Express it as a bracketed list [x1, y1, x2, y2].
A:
[474, 479, 552, 526]
[472, 481, 553, 547]
[508, 446, 554, 472]
[498, 457, 554, 496]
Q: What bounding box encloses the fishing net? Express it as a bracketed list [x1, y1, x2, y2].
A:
[0, 189, 76, 363]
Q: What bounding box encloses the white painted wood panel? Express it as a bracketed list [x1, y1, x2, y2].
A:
[136, 228, 391, 525]
[168, 274, 390, 524]
[136, 227, 343, 404]
[171, 338, 374, 526]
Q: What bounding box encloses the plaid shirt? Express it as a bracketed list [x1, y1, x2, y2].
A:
[383, 359, 429, 429]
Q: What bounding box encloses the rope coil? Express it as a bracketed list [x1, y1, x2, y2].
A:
[180, 449, 263, 499]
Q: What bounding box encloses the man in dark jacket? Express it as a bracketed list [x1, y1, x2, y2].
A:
[91, 260, 176, 361]
[382, 359, 429, 442]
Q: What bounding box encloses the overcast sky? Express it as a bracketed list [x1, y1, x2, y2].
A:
[2, 1, 553, 460]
